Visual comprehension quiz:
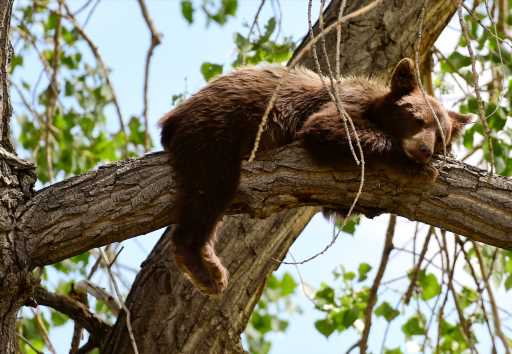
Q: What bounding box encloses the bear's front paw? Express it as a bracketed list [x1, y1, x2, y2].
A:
[417, 164, 439, 183]
[380, 162, 438, 185]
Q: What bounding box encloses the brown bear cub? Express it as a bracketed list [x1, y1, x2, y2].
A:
[160, 58, 470, 295]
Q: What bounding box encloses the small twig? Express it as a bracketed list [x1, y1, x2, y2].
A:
[33, 286, 110, 338]
[444, 244, 476, 353]
[75, 279, 120, 316]
[17, 333, 44, 354]
[31, 309, 58, 354]
[461, 142, 483, 162]
[457, 5, 495, 174]
[457, 237, 498, 353]
[346, 340, 361, 354]
[82, 0, 102, 28]
[460, 2, 512, 50]
[73, 0, 96, 16]
[48, 4, 63, 174]
[473, 242, 511, 354]
[359, 214, 396, 354]
[432, 48, 470, 96]
[137, 0, 162, 152]
[288, 253, 316, 305]
[247, 0, 266, 43]
[11, 80, 56, 134]
[100, 248, 139, 354]
[379, 298, 401, 354]
[12, 16, 61, 103]
[69, 284, 89, 354]
[62, 1, 129, 157]
[480, 0, 506, 122]
[420, 230, 448, 351]
[403, 227, 433, 305]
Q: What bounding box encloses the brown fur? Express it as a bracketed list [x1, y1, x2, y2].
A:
[160, 58, 470, 295]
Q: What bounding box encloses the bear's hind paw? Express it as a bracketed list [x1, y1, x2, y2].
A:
[173, 245, 229, 295]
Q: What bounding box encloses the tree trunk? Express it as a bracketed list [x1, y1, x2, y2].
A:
[103, 0, 460, 353]
[0, 0, 36, 352]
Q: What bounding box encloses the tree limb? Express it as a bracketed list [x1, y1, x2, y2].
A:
[19, 143, 512, 268]
[33, 286, 110, 338]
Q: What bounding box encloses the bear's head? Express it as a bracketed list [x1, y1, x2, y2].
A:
[380, 58, 472, 163]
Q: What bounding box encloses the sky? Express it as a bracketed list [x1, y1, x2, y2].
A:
[11, 1, 509, 353]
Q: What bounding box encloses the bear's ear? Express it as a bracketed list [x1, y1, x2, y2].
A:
[390, 58, 418, 97]
[448, 111, 473, 125]
[449, 111, 473, 137]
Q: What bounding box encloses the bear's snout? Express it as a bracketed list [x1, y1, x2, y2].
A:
[402, 138, 434, 164]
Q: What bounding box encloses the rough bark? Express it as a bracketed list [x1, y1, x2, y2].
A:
[19, 147, 512, 269]
[0, 1, 36, 352]
[101, 1, 464, 353]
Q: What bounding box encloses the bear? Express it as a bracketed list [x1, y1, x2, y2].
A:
[159, 58, 470, 295]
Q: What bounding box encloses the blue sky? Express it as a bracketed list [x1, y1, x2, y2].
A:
[11, 1, 507, 353]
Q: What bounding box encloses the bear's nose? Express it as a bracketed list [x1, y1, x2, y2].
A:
[419, 143, 432, 160]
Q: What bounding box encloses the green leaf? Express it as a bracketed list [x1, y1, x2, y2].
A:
[505, 254, 512, 273]
[223, 0, 237, 16]
[384, 348, 403, 354]
[419, 272, 441, 300]
[342, 308, 359, 327]
[70, 251, 90, 266]
[505, 275, 512, 290]
[458, 286, 479, 309]
[10, 54, 23, 72]
[279, 273, 297, 296]
[234, 33, 251, 52]
[55, 281, 73, 295]
[64, 80, 75, 96]
[51, 310, 68, 327]
[262, 17, 276, 41]
[79, 116, 95, 136]
[402, 315, 426, 336]
[181, 0, 194, 24]
[128, 116, 145, 145]
[451, 53, 472, 68]
[375, 301, 399, 322]
[343, 218, 359, 235]
[343, 271, 356, 282]
[315, 285, 335, 307]
[200, 62, 223, 81]
[62, 26, 78, 45]
[45, 11, 59, 31]
[357, 263, 372, 282]
[251, 312, 272, 335]
[315, 318, 335, 337]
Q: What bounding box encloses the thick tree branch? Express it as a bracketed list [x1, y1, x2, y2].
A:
[19, 144, 512, 268]
[33, 286, 110, 338]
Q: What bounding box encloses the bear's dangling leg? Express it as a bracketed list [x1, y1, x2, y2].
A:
[169, 151, 241, 294]
[171, 215, 228, 295]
